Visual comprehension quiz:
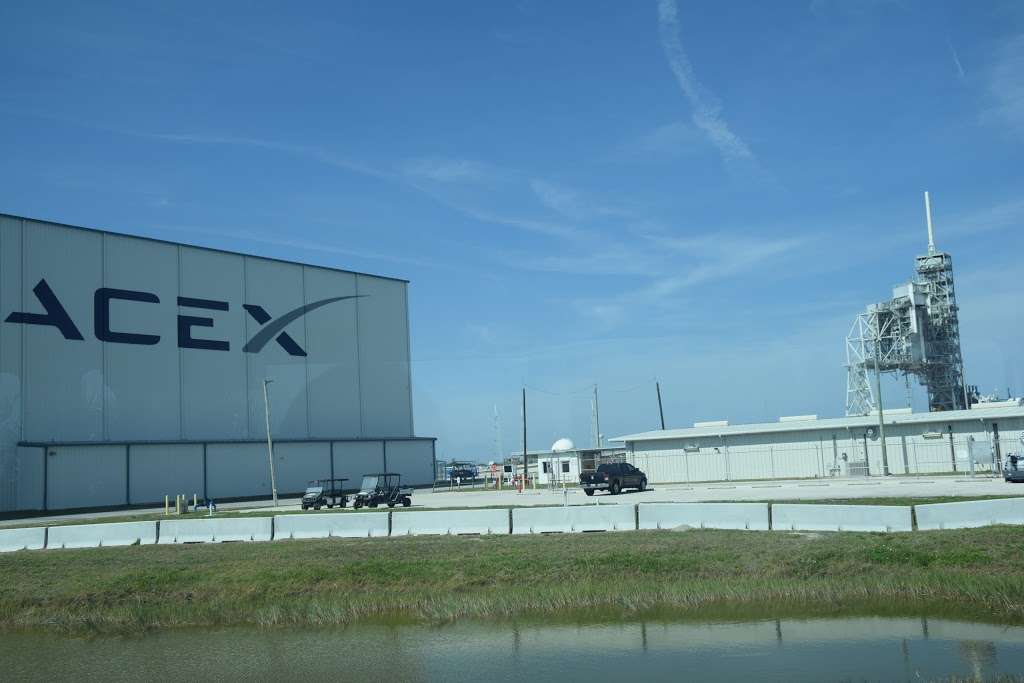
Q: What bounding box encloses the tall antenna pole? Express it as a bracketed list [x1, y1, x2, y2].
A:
[592, 384, 602, 448]
[262, 378, 279, 507]
[521, 387, 527, 485]
[492, 404, 504, 460]
[925, 190, 936, 255]
[872, 354, 890, 475]
[656, 381, 666, 430]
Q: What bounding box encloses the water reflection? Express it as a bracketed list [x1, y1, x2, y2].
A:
[2, 617, 1023, 682]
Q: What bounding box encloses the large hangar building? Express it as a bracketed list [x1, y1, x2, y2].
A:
[0, 213, 435, 512]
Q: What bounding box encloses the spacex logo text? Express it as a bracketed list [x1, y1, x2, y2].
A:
[3, 279, 361, 357]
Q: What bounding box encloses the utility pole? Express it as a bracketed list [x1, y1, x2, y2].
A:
[872, 354, 890, 475]
[656, 381, 666, 430]
[263, 378, 279, 506]
[592, 384, 602, 448]
[521, 387, 527, 487]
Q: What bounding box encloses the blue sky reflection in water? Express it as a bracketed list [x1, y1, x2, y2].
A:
[2, 617, 1024, 681]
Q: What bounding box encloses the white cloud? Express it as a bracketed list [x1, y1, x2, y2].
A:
[631, 120, 700, 155]
[573, 232, 808, 325]
[403, 158, 492, 184]
[985, 34, 1024, 136]
[656, 0, 755, 164]
[530, 179, 589, 220]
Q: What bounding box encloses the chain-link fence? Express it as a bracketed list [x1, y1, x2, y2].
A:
[626, 432, 1023, 484]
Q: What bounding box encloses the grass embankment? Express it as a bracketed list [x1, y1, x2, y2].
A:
[3, 527, 1024, 633]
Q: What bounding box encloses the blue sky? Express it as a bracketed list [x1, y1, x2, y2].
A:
[1, 0, 1022, 460]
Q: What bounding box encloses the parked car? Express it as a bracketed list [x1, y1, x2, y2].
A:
[352, 473, 413, 508]
[580, 462, 647, 496]
[301, 478, 348, 510]
[448, 462, 478, 480]
[1005, 453, 1024, 483]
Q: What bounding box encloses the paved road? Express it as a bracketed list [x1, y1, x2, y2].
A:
[420, 475, 1023, 508]
[3, 476, 1021, 527]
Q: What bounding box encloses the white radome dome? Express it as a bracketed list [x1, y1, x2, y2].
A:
[551, 438, 575, 453]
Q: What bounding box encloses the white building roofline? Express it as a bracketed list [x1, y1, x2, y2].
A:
[611, 401, 1024, 443]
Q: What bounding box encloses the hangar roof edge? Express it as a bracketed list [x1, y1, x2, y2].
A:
[0, 212, 411, 284]
[612, 403, 1024, 442]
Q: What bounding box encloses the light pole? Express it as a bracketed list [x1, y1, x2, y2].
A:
[873, 353, 890, 475]
[263, 378, 279, 506]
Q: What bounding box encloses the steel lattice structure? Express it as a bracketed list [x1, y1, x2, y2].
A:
[845, 193, 968, 416]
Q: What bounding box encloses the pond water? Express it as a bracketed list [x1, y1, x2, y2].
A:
[3, 616, 1023, 681]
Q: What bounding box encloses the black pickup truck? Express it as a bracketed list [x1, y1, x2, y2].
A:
[580, 462, 647, 496]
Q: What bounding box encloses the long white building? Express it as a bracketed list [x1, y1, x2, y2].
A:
[613, 402, 1024, 484]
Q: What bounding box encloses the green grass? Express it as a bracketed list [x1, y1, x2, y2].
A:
[2, 527, 1024, 634]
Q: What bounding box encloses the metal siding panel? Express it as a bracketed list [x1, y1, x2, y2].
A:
[206, 443, 271, 499]
[356, 276, 412, 436]
[383, 440, 434, 486]
[331, 440, 384, 486]
[47, 445, 127, 509]
[244, 257, 308, 439]
[128, 444, 204, 505]
[102, 235, 181, 440]
[0, 217, 23, 510]
[179, 248, 248, 439]
[302, 267, 361, 437]
[14, 446, 43, 510]
[273, 441, 331, 495]
[22, 220, 104, 441]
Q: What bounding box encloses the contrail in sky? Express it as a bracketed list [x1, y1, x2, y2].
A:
[656, 0, 754, 163]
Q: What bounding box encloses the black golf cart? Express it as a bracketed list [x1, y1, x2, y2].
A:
[301, 478, 349, 510]
[352, 473, 412, 508]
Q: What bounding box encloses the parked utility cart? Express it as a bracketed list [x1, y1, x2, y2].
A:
[301, 478, 349, 510]
[352, 473, 413, 508]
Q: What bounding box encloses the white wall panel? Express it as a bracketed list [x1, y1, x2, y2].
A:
[128, 444, 203, 505]
[14, 446, 43, 510]
[47, 445, 126, 509]
[332, 440, 384, 488]
[0, 217, 23, 511]
[272, 441, 331, 494]
[22, 220, 104, 441]
[385, 440, 434, 486]
[356, 275, 412, 436]
[302, 267, 361, 438]
[206, 443, 271, 499]
[178, 248, 248, 439]
[102, 235, 181, 440]
[244, 258, 308, 439]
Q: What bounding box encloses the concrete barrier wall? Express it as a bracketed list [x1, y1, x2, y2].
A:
[915, 498, 1024, 530]
[391, 508, 509, 536]
[48, 521, 158, 548]
[158, 517, 273, 544]
[638, 503, 770, 531]
[274, 513, 389, 539]
[772, 504, 913, 532]
[512, 504, 635, 534]
[0, 526, 46, 552]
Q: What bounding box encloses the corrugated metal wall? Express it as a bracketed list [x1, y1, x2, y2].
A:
[0, 215, 425, 510]
[24, 438, 434, 510]
[627, 419, 1024, 484]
